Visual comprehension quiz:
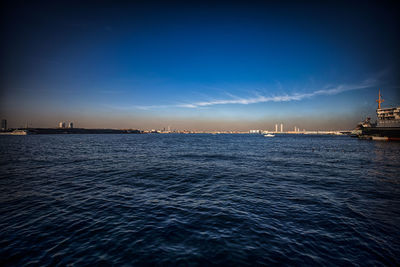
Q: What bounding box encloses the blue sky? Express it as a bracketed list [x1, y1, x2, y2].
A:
[1, 1, 399, 130]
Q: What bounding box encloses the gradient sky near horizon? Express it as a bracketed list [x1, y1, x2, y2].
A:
[1, 1, 399, 130]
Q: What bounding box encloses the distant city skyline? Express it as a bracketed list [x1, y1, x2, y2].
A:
[1, 1, 399, 130]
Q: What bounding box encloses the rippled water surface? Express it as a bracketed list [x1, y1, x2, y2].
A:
[1, 134, 399, 265]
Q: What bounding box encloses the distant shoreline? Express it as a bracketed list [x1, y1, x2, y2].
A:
[0, 128, 351, 135]
[0, 128, 143, 135]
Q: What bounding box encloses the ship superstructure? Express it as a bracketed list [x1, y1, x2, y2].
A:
[357, 90, 400, 140]
[376, 108, 400, 127]
[375, 89, 400, 127]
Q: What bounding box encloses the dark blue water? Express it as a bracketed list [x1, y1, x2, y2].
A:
[1, 134, 399, 266]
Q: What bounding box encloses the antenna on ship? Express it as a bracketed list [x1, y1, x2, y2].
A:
[376, 89, 384, 109]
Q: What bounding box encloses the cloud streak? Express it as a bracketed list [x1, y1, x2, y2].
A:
[134, 78, 377, 110]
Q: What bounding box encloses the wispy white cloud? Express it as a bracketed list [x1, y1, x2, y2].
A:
[131, 77, 377, 110]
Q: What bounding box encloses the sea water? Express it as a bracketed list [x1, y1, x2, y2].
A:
[1, 134, 399, 265]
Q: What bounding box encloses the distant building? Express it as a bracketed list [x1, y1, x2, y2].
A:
[58, 122, 66, 128]
[280, 123, 283, 132]
[249, 129, 261, 134]
[1, 119, 7, 131]
[275, 124, 278, 132]
[68, 122, 74, 128]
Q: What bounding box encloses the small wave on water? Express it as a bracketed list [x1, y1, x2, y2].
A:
[178, 153, 240, 161]
[0, 134, 399, 265]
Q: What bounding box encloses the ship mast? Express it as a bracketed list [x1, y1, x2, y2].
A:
[376, 89, 384, 109]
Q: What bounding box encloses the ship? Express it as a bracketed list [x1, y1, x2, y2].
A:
[356, 90, 400, 141]
[264, 134, 275, 137]
[0, 130, 29, 135]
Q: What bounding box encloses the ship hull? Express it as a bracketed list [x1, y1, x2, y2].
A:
[361, 127, 400, 139]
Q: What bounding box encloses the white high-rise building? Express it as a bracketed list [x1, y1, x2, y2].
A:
[275, 124, 278, 132]
[280, 123, 283, 133]
[58, 122, 66, 128]
[1, 119, 7, 131]
[68, 122, 74, 129]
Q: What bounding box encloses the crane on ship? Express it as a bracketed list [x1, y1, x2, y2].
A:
[376, 89, 384, 109]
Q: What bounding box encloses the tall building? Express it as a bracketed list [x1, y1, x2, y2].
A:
[1, 119, 7, 131]
[275, 124, 278, 132]
[280, 123, 283, 133]
[68, 122, 74, 129]
[58, 122, 66, 128]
